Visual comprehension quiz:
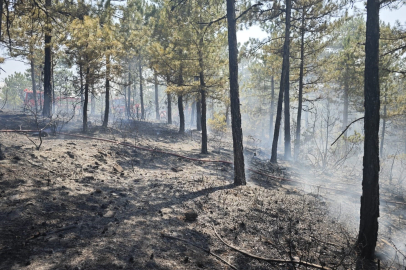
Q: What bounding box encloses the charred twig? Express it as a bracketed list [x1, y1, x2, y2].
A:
[212, 224, 331, 270]
[161, 233, 238, 270]
[331, 117, 364, 146]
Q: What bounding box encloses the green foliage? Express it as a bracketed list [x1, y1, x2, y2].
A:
[0, 72, 31, 108]
[208, 113, 227, 134]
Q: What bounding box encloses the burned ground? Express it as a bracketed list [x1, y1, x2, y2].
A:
[0, 111, 404, 269]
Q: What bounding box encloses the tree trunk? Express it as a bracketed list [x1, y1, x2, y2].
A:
[191, 101, 195, 127]
[226, 0, 246, 185]
[283, 0, 292, 160]
[139, 60, 145, 120]
[178, 68, 185, 133]
[91, 91, 95, 115]
[380, 93, 386, 157]
[83, 66, 90, 133]
[178, 95, 185, 133]
[102, 54, 110, 128]
[30, 57, 38, 114]
[356, 0, 380, 266]
[226, 104, 230, 126]
[79, 64, 84, 116]
[200, 86, 208, 153]
[167, 93, 172, 124]
[271, 77, 284, 163]
[270, 76, 275, 142]
[294, 11, 305, 161]
[127, 64, 131, 117]
[196, 98, 202, 131]
[343, 66, 349, 132]
[42, 0, 52, 117]
[155, 73, 160, 120]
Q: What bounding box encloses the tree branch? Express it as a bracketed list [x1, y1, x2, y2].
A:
[331, 117, 364, 146]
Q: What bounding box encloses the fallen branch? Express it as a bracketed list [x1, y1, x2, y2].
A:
[331, 117, 364, 146]
[212, 224, 331, 270]
[161, 233, 238, 270]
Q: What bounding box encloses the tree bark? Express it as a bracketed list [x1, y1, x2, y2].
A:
[155, 72, 160, 120]
[270, 76, 275, 143]
[42, 0, 52, 117]
[167, 93, 172, 124]
[356, 0, 380, 266]
[139, 60, 145, 120]
[380, 93, 386, 157]
[196, 98, 202, 131]
[178, 95, 185, 133]
[127, 64, 131, 118]
[271, 77, 284, 163]
[102, 54, 110, 128]
[83, 66, 90, 133]
[283, 0, 292, 160]
[30, 58, 38, 114]
[294, 10, 305, 161]
[226, 0, 246, 185]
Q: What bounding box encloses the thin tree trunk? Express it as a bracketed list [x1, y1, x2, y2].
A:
[30, 58, 38, 114]
[139, 60, 145, 120]
[167, 93, 172, 124]
[271, 78, 284, 163]
[294, 11, 305, 161]
[356, 0, 380, 266]
[283, 0, 292, 160]
[200, 85, 208, 153]
[155, 73, 160, 120]
[191, 101, 195, 127]
[83, 66, 90, 133]
[227, 0, 246, 185]
[380, 93, 386, 157]
[178, 68, 185, 133]
[102, 54, 110, 128]
[79, 64, 84, 116]
[226, 104, 230, 126]
[127, 65, 131, 117]
[178, 95, 185, 133]
[42, 0, 52, 117]
[270, 76, 275, 142]
[196, 98, 202, 131]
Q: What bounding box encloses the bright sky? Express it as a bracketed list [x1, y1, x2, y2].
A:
[1, 4, 405, 81]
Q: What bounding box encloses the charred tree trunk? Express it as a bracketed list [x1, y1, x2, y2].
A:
[127, 64, 131, 118]
[79, 64, 84, 116]
[42, 0, 52, 117]
[30, 57, 38, 114]
[178, 95, 185, 134]
[139, 61, 145, 120]
[102, 54, 110, 128]
[155, 73, 160, 120]
[227, 0, 246, 185]
[283, 0, 292, 160]
[356, 0, 380, 267]
[178, 68, 185, 134]
[196, 98, 202, 131]
[272, 0, 291, 162]
[271, 77, 284, 163]
[380, 93, 386, 157]
[294, 11, 305, 161]
[270, 76, 275, 142]
[83, 66, 90, 133]
[167, 93, 172, 124]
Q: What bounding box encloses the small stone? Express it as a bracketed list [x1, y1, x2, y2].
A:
[113, 164, 123, 173]
[95, 188, 102, 194]
[104, 210, 116, 218]
[184, 210, 198, 222]
[67, 151, 75, 159]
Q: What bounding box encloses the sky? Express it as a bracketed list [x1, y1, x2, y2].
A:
[0, 4, 405, 81]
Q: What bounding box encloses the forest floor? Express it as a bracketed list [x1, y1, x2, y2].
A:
[0, 110, 404, 270]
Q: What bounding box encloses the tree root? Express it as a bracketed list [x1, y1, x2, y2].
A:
[161, 232, 238, 270]
[212, 224, 331, 270]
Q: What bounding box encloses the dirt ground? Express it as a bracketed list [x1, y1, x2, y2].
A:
[0, 111, 403, 270]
